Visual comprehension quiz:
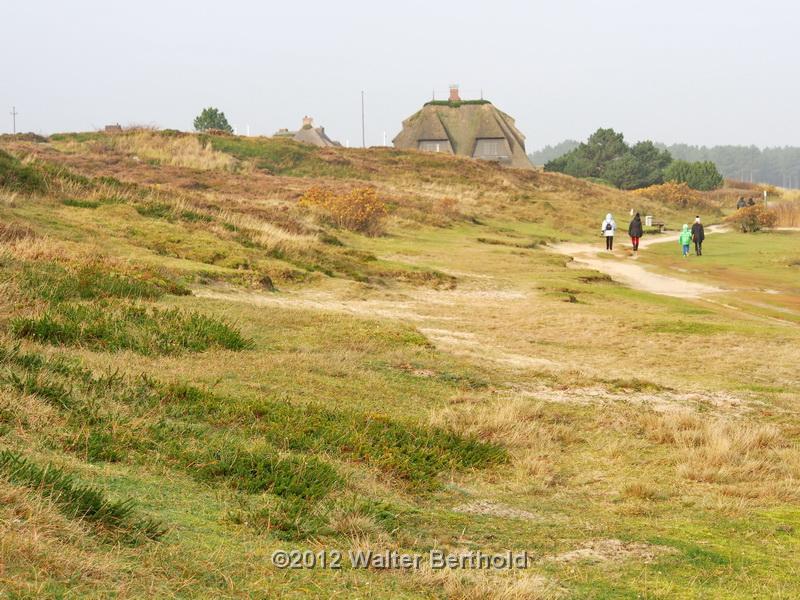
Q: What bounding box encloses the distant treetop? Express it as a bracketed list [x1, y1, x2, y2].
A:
[543, 128, 722, 191]
[193, 107, 233, 134]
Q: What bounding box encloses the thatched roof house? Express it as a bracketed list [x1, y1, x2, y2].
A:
[392, 86, 533, 169]
[274, 116, 340, 148]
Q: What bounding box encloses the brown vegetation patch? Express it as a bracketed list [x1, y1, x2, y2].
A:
[639, 411, 800, 495]
[548, 539, 675, 564]
[0, 222, 36, 242]
[452, 500, 540, 521]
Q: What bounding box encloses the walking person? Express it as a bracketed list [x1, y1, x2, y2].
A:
[601, 213, 616, 251]
[628, 212, 643, 258]
[736, 196, 746, 210]
[679, 224, 692, 258]
[691, 216, 705, 256]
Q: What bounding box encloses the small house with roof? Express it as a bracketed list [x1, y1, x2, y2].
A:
[392, 85, 533, 169]
[274, 116, 341, 148]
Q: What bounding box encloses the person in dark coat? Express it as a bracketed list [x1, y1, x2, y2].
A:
[691, 216, 705, 256]
[747, 197, 756, 206]
[736, 197, 747, 210]
[628, 212, 644, 257]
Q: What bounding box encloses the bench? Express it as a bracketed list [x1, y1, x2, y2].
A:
[644, 216, 666, 233]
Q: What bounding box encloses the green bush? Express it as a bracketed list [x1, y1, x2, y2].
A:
[193, 107, 233, 134]
[664, 159, 723, 190]
[0, 149, 45, 193]
[545, 130, 671, 190]
[193, 443, 340, 500]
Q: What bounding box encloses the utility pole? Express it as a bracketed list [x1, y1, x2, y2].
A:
[361, 91, 366, 148]
[10, 106, 18, 134]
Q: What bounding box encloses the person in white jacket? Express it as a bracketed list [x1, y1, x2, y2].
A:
[600, 213, 616, 251]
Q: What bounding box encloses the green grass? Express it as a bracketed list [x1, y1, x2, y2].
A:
[0, 450, 165, 541]
[19, 262, 184, 302]
[0, 149, 46, 192]
[62, 198, 101, 209]
[201, 135, 364, 178]
[191, 442, 341, 500]
[135, 202, 173, 219]
[11, 303, 252, 355]
[641, 320, 731, 335]
[160, 383, 507, 491]
[642, 230, 800, 290]
[3, 133, 800, 598]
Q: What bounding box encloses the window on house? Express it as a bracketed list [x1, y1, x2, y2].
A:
[419, 141, 447, 153]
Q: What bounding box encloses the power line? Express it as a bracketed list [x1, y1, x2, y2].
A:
[361, 91, 366, 149]
[10, 106, 18, 134]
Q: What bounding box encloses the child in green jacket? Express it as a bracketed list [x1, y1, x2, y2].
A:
[679, 224, 692, 257]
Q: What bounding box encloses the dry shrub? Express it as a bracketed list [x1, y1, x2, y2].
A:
[0, 480, 120, 593]
[769, 200, 800, 227]
[621, 482, 663, 501]
[1, 189, 19, 207]
[417, 562, 563, 600]
[640, 411, 796, 490]
[430, 196, 463, 224]
[724, 204, 778, 232]
[217, 210, 317, 251]
[430, 397, 560, 485]
[102, 132, 236, 171]
[430, 397, 549, 449]
[1, 235, 101, 265]
[632, 181, 707, 208]
[299, 186, 387, 236]
[0, 222, 36, 242]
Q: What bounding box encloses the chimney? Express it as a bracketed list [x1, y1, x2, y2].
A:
[302, 116, 314, 128]
[449, 84, 461, 102]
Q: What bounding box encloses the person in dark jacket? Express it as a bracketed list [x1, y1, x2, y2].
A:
[747, 197, 756, 206]
[691, 216, 705, 256]
[736, 197, 747, 210]
[628, 212, 644, 257]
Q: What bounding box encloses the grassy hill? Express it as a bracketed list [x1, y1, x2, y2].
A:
[1, 131, 799, 598]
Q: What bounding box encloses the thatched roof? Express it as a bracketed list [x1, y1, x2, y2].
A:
[393, 101, 533, 169]
[273, 117, 341, 147]
[292, 126, 340, 148]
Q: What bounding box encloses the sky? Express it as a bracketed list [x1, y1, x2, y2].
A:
[3, 0, 798, 150]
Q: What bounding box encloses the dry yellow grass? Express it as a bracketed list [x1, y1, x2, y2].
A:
[416, 562, 563, 600]
[0, 480, 122, 595]
[217, 209, 318, 250]
[110, 132, 237, 171]
[640, 411, 798, 495]
[771, 199, 800, 227]
[430, 396, 551, 449]
[52, 131, 238, 171]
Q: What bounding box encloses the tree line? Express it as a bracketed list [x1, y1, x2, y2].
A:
[531, 135, 800, 188]
[540, 128, 723, 191]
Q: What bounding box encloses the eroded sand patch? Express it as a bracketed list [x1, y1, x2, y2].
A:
[548, 539, 676, 564]
[452, 500, 541, 521]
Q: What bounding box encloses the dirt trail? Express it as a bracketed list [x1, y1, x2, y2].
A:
[550, 225, 728, 299]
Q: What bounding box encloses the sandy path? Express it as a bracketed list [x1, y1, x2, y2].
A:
[550, 225, 727, 299]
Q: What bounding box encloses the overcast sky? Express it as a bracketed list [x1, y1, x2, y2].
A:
[3, 0, 798, 149]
